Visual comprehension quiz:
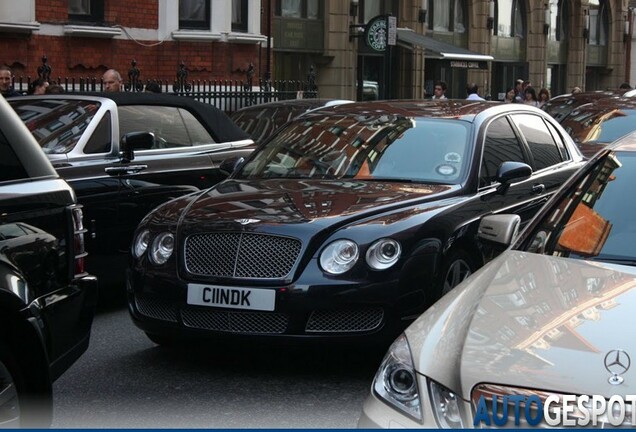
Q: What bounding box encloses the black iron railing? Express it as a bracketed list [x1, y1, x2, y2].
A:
[11, 58, 318, 114]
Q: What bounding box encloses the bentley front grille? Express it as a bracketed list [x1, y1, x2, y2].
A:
[185, 232, 302, 279]
[305, 308, 384, 333]
[181, 308, 289, 334]
[135, 295, 178, 323]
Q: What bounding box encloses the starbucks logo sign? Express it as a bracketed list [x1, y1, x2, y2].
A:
[365, 16, 387, 52]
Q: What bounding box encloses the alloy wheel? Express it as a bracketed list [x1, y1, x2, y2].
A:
[443, 258, 472, 295]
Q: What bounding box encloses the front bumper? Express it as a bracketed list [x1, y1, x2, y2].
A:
[126, 267, 419, 344]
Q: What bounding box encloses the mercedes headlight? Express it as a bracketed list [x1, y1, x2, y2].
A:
[366, 238, 401, 270]
[132, 229, 150, 258]
[429, 380, 465, 428]
[373, 334, 422, 421]
[149, 232, 174, 265]
[319, 239, 359, 275]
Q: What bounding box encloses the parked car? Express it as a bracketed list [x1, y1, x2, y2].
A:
[126, 100, 585, 346]
[559, 97, 636, 157]
[358, 130, 636, 428]
[9, 93, 254, 293]
[230, 98, 352, 144]
[542, 91, 619, 123]
[0, 95, 97, 427]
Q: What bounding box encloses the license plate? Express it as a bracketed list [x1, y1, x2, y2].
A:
[187, 284, 275, 311]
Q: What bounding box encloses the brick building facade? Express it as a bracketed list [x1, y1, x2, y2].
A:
[0, 1, 632, 100]
[0, 1, 267, 86]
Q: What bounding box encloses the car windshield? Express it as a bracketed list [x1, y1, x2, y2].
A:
[237, 113, 471, 184]
[523, 151, 636, 264]
[10, 99, 101, 154]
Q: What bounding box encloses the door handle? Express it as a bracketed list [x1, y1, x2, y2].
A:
[531, 183, 546, 194]
[105, 164, 148, 176]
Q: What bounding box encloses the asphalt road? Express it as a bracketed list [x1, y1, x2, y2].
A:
[51, 303, 386, 428]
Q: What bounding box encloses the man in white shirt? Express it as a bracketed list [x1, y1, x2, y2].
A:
[466, 83, 485, 101]
[431, 81, 447, 99]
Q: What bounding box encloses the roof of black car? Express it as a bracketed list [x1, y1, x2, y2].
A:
[306, 99, 510, 121]
[33, 92, 251, 143]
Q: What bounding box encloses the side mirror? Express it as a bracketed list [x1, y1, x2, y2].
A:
[478, 214, 521, 247]
[120, 132, 155, 163]
[495, 161, 532, 194]
[219, 156, 245, 176]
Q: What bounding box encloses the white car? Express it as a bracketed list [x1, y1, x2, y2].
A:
[359, 130, 636, 428]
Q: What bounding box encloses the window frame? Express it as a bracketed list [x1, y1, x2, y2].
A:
[68, 0, 104, 24]
[427, 0, 467, 33]
[275, 0, 322, 20]
[179, 0, 211, 30]
[494, 0, 526, 38]
[232, 0, 248, 32]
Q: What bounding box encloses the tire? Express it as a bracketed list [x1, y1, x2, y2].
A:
[0, 344, 51, 428]
[439, 249, 479, 297]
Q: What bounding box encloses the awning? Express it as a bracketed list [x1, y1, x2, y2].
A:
[396, 28, 494, 66]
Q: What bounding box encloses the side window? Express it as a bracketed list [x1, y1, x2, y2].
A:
[84, 112, 112, 154]
[480, 117, 526, 187]
[0, 131, 28, 182]
[544, 120, 570, 160]
[511, 114, 563, 171]
[118, 106, 215, 149]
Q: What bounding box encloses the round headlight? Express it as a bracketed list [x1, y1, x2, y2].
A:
[319, 239, 359, 275]
[149, 232, 174, 265]
[366, 238, 401, 270]
[387, 365, 417, 400]
[133, 230, 150, 258]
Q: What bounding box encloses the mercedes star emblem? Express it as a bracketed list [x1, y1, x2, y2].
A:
[604, 349, 631, 385]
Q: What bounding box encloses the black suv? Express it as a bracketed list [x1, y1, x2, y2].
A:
[0, 96, 97, 427]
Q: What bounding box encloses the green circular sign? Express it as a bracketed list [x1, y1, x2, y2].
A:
[365, 16, 387, 52]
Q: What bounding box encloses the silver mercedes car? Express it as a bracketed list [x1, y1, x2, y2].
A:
[359, 130, 636, 428]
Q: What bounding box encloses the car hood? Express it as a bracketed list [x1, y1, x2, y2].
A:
[406, 251, 636, 399]
[177, 178, 458, 234]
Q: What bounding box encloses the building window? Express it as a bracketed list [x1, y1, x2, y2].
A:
[589, 0, 608, 46]
[179, 0, 210, 30]
[548, 0, 569, 42]
[495, 0, 525, 38]
[232, 0, 248, 31]
[68, 0, 104, 23]
[428, 0, 466, 33]
[361, 0, 396, 23]
[277, 0, 321, 19]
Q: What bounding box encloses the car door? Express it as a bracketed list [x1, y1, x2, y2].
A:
[116, 104, 252, 190]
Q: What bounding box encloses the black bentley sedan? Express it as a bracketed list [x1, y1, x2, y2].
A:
[127, 100, 585, 346]
[9, 93, 254, 294]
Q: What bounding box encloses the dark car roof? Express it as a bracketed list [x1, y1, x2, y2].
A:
[231, 98, 353, 143]
[305, 99, 519, 121]
[45, 92, 250, 143]
[542, 91, 622, 123]
[233, 98, 350, 111]
[560, 97, 636, 145]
